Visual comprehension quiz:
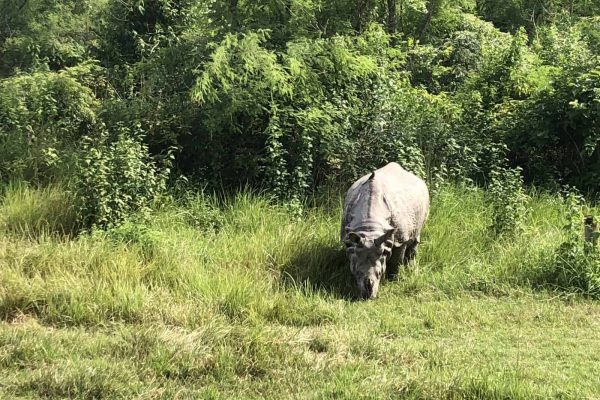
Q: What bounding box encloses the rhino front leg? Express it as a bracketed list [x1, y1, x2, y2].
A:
[386, 243, 407, 279]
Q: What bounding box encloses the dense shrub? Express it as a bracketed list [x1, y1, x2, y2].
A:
[0, 69, 99, 181]
[500, 66, 600, 189]
[97, 0, 198, 66]
[487, 165, 528, 236]
[190, 27, 489, 198]
[0, 0, 97, 76]
[73, 125, 172, 229]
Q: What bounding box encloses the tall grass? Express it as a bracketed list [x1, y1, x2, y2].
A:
[0, 181, 79, 238]
[0, 182, 592, 325]
[1, 183, 600, 398]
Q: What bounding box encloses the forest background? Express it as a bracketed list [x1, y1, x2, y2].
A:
[1, 0, 599, 217]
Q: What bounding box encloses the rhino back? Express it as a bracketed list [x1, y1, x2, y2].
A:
[341, 163, 429, 243]
[382, 164, 429, 242]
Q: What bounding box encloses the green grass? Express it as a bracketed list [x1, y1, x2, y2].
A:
[0, 181, 79, 238]
[1, 184, 600, 399]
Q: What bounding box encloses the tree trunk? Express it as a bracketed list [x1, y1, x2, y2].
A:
[387, 0, 397, 35]
[229, 0, 239, 31]
[399, 0, 404, 35]
[419, 0, 438, 42]
[354, 0, 368, 32]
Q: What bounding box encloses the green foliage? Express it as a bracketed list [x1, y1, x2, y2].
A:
[487, 165, 528, 236]
[189, 26, 491, 198]
[534, 22, 595, 68]
[1, 0, 600, 202]
[97, 0, 198, 66]
[577, 16, 600, 53]
[476, 0, 600, 33]
[499, 65, 600, 189]
[0, 69, 99, 181]
[0, 0, 98, 76]
[73, 125, 171, 229]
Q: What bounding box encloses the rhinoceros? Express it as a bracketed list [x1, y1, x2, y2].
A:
[340, 162, 429, 299]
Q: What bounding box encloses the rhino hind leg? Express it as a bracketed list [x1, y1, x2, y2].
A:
[404, 239, 419, 263]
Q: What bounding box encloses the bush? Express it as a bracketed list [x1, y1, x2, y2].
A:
[0, 0, 97, 75]
[487, 165, 528, 236]
[73, 124, 172, 229]
[0, 70, 99, 182]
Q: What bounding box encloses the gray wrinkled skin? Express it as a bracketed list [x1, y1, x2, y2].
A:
[341, 162, 430, 299]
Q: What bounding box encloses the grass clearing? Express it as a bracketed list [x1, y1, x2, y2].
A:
[1, 184, 599, 398]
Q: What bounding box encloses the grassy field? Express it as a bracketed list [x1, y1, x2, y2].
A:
[1, 184, 599, 399]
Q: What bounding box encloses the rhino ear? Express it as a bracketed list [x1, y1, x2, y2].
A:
[375, 228, 396, 249]
[344, 232, 363, 247]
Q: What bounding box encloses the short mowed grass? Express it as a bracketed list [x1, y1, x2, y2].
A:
[1, 183, 600, 399]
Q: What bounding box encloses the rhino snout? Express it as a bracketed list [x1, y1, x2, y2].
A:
[361, 277, 378, 300]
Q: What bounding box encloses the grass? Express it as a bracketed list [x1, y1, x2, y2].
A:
[0, 181, 79, 238]
[1, 184, 600, 399]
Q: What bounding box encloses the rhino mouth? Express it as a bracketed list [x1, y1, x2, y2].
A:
[359, 277, 379, 300]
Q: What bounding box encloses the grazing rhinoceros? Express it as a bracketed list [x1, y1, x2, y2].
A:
[341, 162, 429, 299]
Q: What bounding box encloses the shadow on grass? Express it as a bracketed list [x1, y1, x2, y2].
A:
[280, 243, 357, 300]
[526, 254, 597, 299]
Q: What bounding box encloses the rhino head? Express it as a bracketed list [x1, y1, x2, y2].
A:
[344, 228, 395, 300]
